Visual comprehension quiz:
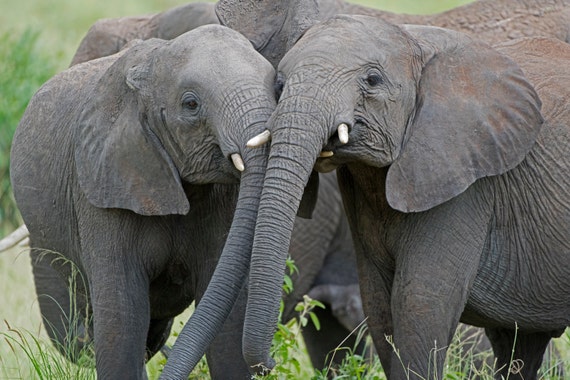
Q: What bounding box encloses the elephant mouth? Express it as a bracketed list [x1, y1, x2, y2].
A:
[314, 118, 364, 172]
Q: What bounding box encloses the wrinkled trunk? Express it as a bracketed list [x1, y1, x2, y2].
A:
[243, 102, 329, 371]
[159, 109, 272, 378]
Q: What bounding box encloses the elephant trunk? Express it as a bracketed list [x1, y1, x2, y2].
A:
[160, 120, 271, 378]
[242, 99, 330, 372]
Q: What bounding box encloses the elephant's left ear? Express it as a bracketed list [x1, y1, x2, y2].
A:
[386, 26, 543, 213]
[75, 41, 190, 216]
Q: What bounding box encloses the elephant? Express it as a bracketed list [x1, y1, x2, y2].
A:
[158, 1, 570, 377]
[69, 2, 218, 66]
[211, 15, 570, 380]
[10, 24, 279, 379]
[216, 0, 570, 67]
[9, 20, 370, 377]
[70, 0, 570, 69]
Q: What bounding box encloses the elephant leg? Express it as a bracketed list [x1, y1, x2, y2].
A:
[337, 166, 394, 375]
[145, 318, 173, 361]
[83, 240, 150, 379]
[485, 327, 554, 380]
[30, 249, 91, 362]
[301, 305, 367, 371]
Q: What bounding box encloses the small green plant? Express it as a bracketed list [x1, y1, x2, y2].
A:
[252, 257, 324, 379]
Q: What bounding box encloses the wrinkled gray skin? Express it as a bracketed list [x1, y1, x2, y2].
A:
[70, 2, 218, 66]
[216, 0, 570, 68]
[37, 0, 368, 375]
[241, 15, 570, 380]
[71, 0, 570, 69]
[11, 25, 277, 380]
[160, 0, 570, 376]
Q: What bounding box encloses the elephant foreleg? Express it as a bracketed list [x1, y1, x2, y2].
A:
[86, 253, 150, 379]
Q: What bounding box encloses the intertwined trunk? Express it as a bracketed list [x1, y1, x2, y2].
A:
[160, 100, 273, 378]
[243, 97, 329, 371]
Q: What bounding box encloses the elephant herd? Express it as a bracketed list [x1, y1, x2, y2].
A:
[2, 0, 570, 379]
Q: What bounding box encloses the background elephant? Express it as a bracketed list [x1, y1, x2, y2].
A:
[232, 15, 570, 380]
[69, 2, 218, 65]
[10, 24, 278, 379]
[71, 0, 570, 69]
[217, 0, 570, 67]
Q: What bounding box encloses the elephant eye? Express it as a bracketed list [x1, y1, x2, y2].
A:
[182, 92, 200, 113]
[365, 73, 384, 87]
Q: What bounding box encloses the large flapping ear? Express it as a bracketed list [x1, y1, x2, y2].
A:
[386, 26, 543, 213]
[297, 170, 319, 219]
[75, 40, 190, 216]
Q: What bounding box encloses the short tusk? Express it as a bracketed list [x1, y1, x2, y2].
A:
[338, 123, 349, 144]
[319, 151, 334, 158]
[0, 224, 30, 252]
[246, 129, 271, 148]
[231, 153, 245, 172]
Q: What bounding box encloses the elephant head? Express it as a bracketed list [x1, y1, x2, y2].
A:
[215, 0, 322, 68]
[71, 25, 276, 375]
[241, 15, 543, 371]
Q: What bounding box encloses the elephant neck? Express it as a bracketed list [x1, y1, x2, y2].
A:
[343, 163, 392, 215]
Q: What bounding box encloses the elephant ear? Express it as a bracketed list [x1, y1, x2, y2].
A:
[386, 26, 543, 213]
[75, 40, 190, 216]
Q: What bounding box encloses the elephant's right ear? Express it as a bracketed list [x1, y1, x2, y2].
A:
[386, 26, 543, 213]
[75, 41, 190, 216]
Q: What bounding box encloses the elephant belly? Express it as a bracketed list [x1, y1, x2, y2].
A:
[463, 252, 570, 332]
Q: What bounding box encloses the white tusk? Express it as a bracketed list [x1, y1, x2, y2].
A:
[18, 237, 30, 248]
[0, 224, 30, 252]
[246, 129, 271, 148]
[231, 153, 245, 172]
[319, 151, 334, 158]
[338, 123, 349, 144]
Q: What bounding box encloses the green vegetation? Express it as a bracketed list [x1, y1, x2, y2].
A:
[0, 31, 57, 235]
[1, 0, 568, 379]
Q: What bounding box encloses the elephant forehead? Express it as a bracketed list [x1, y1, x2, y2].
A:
[167, 24, 260, 58]
[281, 15, 411, 70]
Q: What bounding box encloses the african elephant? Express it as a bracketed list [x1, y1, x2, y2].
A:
[157, 1, 570, 377]
[216, 0, 570, 67]
[71, 0, 570, 69]
[10, 24, 278, 379]
[69, 2, 218, 65]
[226, 16, 570, 380]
